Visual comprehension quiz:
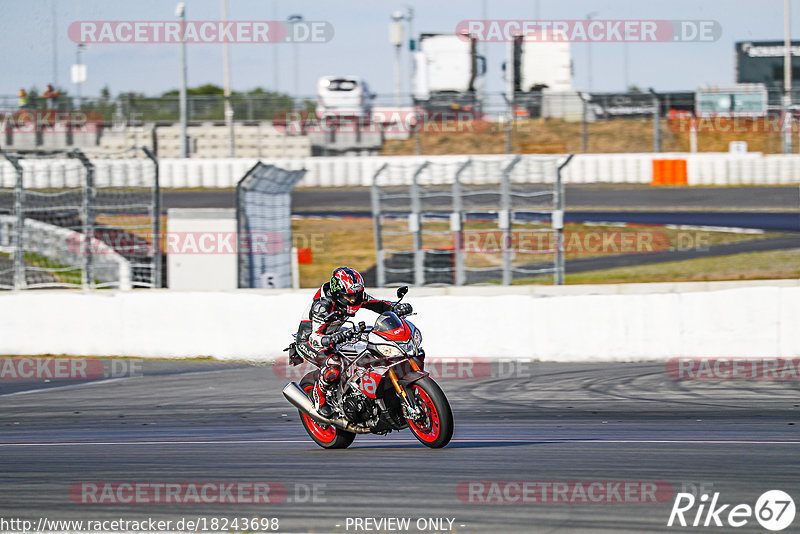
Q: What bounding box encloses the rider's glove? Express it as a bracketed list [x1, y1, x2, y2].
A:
[324, 330, 348, 346]
[395, 302, 413, 316]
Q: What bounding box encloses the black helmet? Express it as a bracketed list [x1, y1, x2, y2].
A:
[329, 267, 365, 313]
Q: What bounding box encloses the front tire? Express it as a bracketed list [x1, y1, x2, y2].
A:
[298, 374, 355, 449]
[406, 377, 454, 448]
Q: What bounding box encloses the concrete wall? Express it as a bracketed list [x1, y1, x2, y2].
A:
[0, 280, 796, 361]
[3, 153, 800, 189]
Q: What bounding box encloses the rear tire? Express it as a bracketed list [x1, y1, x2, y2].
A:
[298, 374, 355, 449]
[406, 377, 454, 448]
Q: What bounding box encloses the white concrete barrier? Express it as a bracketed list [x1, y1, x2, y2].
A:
[0, 281, 796, 361]
[3, 153, 800, 189]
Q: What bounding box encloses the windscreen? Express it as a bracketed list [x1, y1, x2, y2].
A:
[327, 79, 358, 91]
[373, 312, 403, 332]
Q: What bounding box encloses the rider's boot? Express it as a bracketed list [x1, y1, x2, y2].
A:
[312, 380, 334, 418]
[313, 356, 341, 419]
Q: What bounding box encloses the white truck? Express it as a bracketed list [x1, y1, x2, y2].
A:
[505, 35, 574, 117]
[412, 32, 486, 111]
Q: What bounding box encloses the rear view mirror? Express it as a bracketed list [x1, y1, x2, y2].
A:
[396, 286, 409, 299]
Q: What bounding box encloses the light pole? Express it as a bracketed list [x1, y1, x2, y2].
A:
[287, 14, 303, 110]
[390, 11, 405, 106]
[585, 11, 598, 93]
[783, 0, 793, 154]
[176, 2, 188, 158]
[405, 6, 414, 104]
[52, 0, 58, 88]
[222, 0, 234, 157]
[74, 44, 86, 105]
[623, 42, 629, 91]
[273, 0, 279, 92]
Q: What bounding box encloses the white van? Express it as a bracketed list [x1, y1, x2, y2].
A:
[316, 76, 374, 118]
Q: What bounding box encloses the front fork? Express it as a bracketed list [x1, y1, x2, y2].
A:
[388, 366, 423, 420]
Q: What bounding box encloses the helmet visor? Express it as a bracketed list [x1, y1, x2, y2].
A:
[341, 290, 364, 306]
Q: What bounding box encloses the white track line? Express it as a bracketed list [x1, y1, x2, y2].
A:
[0, 377, 133, 397]
[0, 438, 798, 447]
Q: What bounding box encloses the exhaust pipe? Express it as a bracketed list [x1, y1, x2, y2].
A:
[282, 382, 371, 434]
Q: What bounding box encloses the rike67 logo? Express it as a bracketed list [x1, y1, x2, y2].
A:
[668, 490, 795, 531]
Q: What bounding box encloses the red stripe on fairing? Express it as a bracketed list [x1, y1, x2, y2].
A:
[313, 287, 322, 299]
[376, 322, 411, 342]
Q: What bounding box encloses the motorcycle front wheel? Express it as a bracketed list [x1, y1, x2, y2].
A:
[406, 377, 454, 448]
[298, 373, 356, 449]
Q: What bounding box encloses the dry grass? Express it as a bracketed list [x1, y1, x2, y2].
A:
[380, 117, 794, 156]
[292, 216, 788, 287]
[564, 248, 800, 284]
[293, 217, 377, 288]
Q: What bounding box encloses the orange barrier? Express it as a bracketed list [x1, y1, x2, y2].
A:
[296, 247, 313, 264]
[651, 159, 688, 185]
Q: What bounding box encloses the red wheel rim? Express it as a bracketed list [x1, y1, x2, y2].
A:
[301, 384, 337, 443]
[408, 385, 440, 443]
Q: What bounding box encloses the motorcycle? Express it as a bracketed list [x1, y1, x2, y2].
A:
[282, 286, 453, 449]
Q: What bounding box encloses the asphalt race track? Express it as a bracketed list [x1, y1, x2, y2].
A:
[161, 185, 800, 213]
[1, 360, 798, 533]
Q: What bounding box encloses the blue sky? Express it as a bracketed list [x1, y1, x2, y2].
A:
[1, 0, 798, 99]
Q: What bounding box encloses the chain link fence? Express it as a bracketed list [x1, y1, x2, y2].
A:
[5, 87, 800, 155]
[371, 155, 571, 287]
[0, 148, 160, 289]
[236, 162, 306, 289]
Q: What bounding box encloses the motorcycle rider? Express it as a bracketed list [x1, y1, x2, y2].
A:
[287, 267, 412, 418]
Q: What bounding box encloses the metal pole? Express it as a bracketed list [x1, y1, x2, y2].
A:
[287, 15, 303, 110]
[71, 150, 95, 289]
[177, 3, 188, 157]
[555, 154, 573, 285]
[650, 88, 661, 153]
[411, 162, 429, 287]
[585, 12, 597, 93]
[3, 153, 25, 290]
[581, 96, 588, 153]
[273, 0, 279, 92]
[52, 0, 58, 88]
[142, 146, 161, 288]
[501, 155, 521, 286]
[623, 42, 629, 91]
[371, 163, 388, 287]
[505, 94, 513, 154]
[394, 45, 402, 107]
[453, 159, 471, 286]
[784, 0, 793, 154]
[222, 0, 235, 157]
[75, 44, 84, 106]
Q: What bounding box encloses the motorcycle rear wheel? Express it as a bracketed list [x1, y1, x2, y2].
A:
[298, 374, 356, 449]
